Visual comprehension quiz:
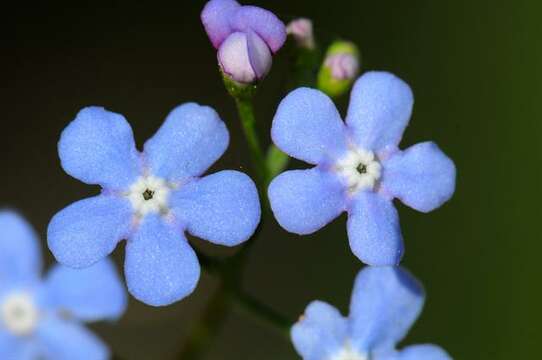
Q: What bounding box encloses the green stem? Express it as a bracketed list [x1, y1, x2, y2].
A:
[265, 144, 289, 186]
[233, 291, 293, 339]
[289, 45, 322, 89]
[193, 247, 224, 275]
[234, 97, 268, 185]
[177, 95, 274, 360]
[175, 37, 328, 360]
[176, 284, 232, 360]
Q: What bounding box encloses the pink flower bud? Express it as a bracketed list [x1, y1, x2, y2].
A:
[202, 0, 286, 85]
[324, 53, 359, 80]
[218, 31, 272, 84]
[317, 41, 361, 97]
[286, 18, 315, 49]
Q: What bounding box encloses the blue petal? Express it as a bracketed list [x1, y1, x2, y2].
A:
[349, 267, 425, 354]
[170, 170, 260, 246]
[268, 168, 346, 235]
[43, 259, 127, 322]
[201, 0, 240, 48]
[231, 5, 287, 53]
[345, 72, 413, 152]
[382, 345, 452, 360]
[59, 106, 141, 190]
[382, 142, 456, 213]
[36, 317, 108, 360]
[347, 192, 403, 266]
[291, 301, 348, 360]
[0, 330, 36, 360]
[124, 215, 200, 306]
[272, 88, 348, 165]
[48, 195, 133, 268]
[0, 211, 41, 286]
[0, 332, 16, 358]
[143, 103, 229, 182]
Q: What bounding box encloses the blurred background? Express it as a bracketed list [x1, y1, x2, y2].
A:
[4, 0, 541, 359]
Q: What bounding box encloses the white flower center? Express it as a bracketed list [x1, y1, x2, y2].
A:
[328, 342, 368, 360]
[1, 292, 39, 336]
[126, 175, 171, 216]
[335, 148, 381, 194]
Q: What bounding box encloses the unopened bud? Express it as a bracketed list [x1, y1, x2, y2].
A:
[318, 41, 360, 98]
[287, 18, 315, 49]
[202, 0, 286, 90]
[218, 31, 272, 85]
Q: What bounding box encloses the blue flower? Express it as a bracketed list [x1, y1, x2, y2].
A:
[47, 103, 261, 306]
[291, 266, 452, 360]
[0, 211, 126, 360]
[268, 71, 456, 266]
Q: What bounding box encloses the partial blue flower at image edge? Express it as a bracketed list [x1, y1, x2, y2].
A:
[291, 266, 452, 360]
[0, 211, 126, 360]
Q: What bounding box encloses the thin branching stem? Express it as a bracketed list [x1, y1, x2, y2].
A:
[233, 291, 294, 339]
[177, 94, 280, 360]
[234, 97, 269, 187]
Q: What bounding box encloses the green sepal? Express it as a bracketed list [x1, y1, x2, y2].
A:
[317, 40, 361, 99]
[222, 70, 258, 101]
[266, 145, 290, 181]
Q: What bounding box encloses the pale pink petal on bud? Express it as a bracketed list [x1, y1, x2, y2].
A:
[218, 32, 272, 84]
[286, 18, 315, 49]
[325, 53, 359, 80]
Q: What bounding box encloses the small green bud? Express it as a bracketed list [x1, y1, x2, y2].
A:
[317, 41, 361, 98]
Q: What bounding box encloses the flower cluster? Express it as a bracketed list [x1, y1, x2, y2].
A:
[0, 211, 126, 359]
[1, 1, 459, 358]
[268, 71, 456, 359]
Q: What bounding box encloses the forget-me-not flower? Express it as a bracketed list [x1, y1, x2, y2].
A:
[201, 0, 287, 84]
[0, 210, 126, 360]
[48, 104, 261, 306]
[292, 266, 452, 360]
[269, 71, 456, 266]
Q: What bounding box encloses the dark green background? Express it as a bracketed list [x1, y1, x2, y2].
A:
[3, 1, 540, 359]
